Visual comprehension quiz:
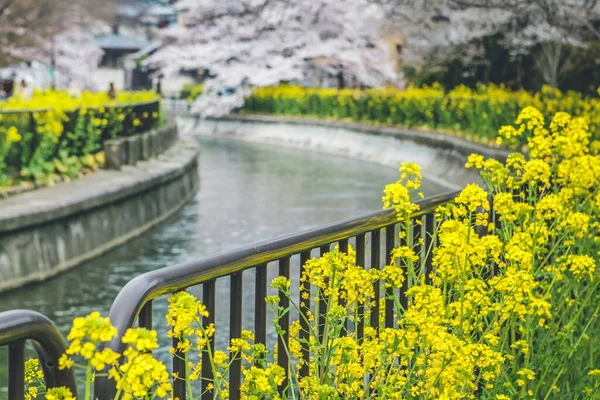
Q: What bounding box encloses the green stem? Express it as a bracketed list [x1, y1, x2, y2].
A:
[459, 210, 473, 339]
[193, 321, 222, 400]
[319, 288, 333, 386]
[186, 351, 194, 400]
[536, 280, 600, 392]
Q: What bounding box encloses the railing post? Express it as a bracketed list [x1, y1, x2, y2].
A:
[399, 224, 409, 311]
[318, 244, 330, 342]
[230, 272, 243, 400]
[172, 292, 187, 400]
[356, 234, 366, 341]
[299, 251, 311, 377]
[255, 264, 267, 346]
[29, 111, 38, 165]
[8, 340, 25, 400]
[489, 194, 499, 277]
[138, 301, 152, 330]
[202, 280, 216, 400]
[339, 239, 349, 335]
[172, 336, 187, 399]
[278, 257, 291, 396]
[385, 224, 395, 329]
[424, 213, 435, 284]
[370, 230, 381, 331]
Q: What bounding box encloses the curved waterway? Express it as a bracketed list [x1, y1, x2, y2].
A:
[0, 136, 447, 396]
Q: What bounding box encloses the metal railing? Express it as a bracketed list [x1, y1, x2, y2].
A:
[94, 190, 459, 400]
[0, 191, 459, 399]
[162, 97, 191, 113]
[0, 310, 77, 399]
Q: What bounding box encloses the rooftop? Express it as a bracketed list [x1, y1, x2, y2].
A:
[94, 34, 152, 51]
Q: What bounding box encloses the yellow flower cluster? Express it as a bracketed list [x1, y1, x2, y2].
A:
[244, 84, 600, 144]
[24, 358, 44, 400]
[44, 387, 75, 400]
[254, 105, 600, 399]
[301, 245, 376, 307]
[564, 254, 596, 281]
[240, 364, 285, 399]
[112, 328, 172, 400]
[464, 106, 600, 396]
[165, 291, 223, 399]
[25, 358, 44, 385]
[49, 311, 172, 400]
[180, 83, 204, 102]
[166, 291, 209, 342]
[433, 218, 501, 283]
[0, 89, 160, 186]
[58, 311, 118, 371]
[165, 293, 284, 399]
[5, 126, 21, 143]
[382, 162, 423, 221]
[0, 89, 158, 112]
[26, 104, 600, 399]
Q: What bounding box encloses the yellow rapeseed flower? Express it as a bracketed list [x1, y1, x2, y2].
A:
[45, 387, 75, 400]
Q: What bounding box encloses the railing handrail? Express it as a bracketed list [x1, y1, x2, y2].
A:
[0, 310, 77, 396]
[103, 190, 458, 356]
[0, 99, 160, 115]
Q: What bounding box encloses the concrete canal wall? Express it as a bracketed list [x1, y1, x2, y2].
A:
[0, 123, 200, 293]
[178, 114, 509, 191]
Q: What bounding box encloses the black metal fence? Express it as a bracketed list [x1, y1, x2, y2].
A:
[0, 310, 77, 399]
[94, 190, 459, 399]
[0, 190, 460, 400]
[0, 100, 160, 177]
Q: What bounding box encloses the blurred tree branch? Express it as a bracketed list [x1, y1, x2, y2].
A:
[0, 0, 115, 67]
[379, 0, 600, 86]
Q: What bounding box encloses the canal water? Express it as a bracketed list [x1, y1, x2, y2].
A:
[0, 136, 446, 396]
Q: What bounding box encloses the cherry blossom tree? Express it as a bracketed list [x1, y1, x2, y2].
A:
[381, 1, 510, 69]
[148, 0, 398, 115]
[491, 0, 599, 87]
[449, 0, 600, 86]
[384, 0, 600, 87]
[1, 0, 111, 88]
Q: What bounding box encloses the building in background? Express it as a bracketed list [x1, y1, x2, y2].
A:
[93, 1, 184, 92]
[0, 1, 184, 94]
[123, 44, 200, 96]
[93, 28, 152, 90]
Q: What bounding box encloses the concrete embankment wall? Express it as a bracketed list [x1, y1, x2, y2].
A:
[0, 123, 200, 293]
[178, 114, 509, 191]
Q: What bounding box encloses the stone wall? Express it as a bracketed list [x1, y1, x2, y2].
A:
[178, 114, 509, 191]
[0, 124, 200, 293]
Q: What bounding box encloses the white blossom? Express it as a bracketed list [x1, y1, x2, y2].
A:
[387, 0, 600, 85]
[149, 0, 398, 116]
[1, 0, 108, 88]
